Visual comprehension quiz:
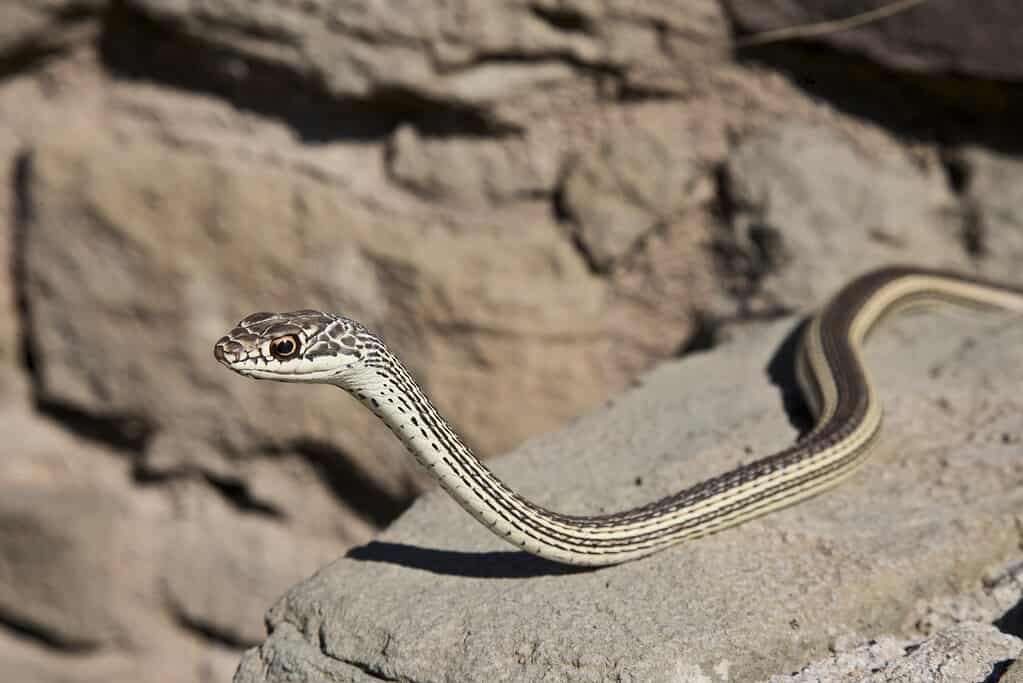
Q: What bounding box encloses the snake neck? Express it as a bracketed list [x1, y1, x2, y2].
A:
[335, 344, 631, 563]
[340, 349, 476, 472]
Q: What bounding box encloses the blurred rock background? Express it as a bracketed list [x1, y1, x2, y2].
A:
[1, 1, 1021, 681]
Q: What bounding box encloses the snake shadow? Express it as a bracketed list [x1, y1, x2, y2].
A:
[766, 317, 815, 436]
[346, 541, 594, 578]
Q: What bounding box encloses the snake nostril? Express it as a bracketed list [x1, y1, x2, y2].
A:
[214, 337, 242, 363]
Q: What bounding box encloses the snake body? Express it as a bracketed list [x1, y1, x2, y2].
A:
[214, 267, 1023, 566]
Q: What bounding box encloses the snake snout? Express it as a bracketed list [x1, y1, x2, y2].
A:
[214, 335, 248, 366]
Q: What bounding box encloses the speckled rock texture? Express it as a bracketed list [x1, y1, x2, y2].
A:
[772, 622, 1020, 682]
[2, 1, 1023, 681]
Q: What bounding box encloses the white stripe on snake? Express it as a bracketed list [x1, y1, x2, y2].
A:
[214, 266, 1023, 566]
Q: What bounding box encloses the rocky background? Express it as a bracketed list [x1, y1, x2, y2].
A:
[1, 1, 1022, 681]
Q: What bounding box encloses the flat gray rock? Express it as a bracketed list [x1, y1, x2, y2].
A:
[236, 308, 1023, 682]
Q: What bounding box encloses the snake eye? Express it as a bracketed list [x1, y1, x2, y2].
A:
[269, 335, 300, 359]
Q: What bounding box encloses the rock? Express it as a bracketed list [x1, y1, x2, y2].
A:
[119, 0, 589, 108]
[0, 410, 159, 650]
[560, 125, 712, 271]
[0, 134, 27, 404]
[1002, 658, 1023, 683]
[3, 4, 1023, 682]
[719, 122, 967, 313]
[0, 627, 238, 683]
[872, 623, 1020, 682]
[0, 1, 103, 57]
[235, 307, 1023, 682]
[386, 125, 560, 206]
[119, 0, 729, 124]
[773, 622, 1021, 682]
[0, 628, 138, 683]
[0, 407, 344, 680]
[0, 42, 128, 407]
[770, 634, 915, 682]
[20, 129, 616, 515]
[604, 211, 723, 370]
[724, 0, 1023, 81]
[908, 561, 1023, 636]
[1, 54, 726, 682]
[944, 147, 1023, 282]
[159, 480, 347, 647]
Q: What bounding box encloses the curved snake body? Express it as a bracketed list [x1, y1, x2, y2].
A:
[214, 267, 1023, 566]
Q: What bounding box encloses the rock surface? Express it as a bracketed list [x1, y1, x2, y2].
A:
[119, 0, 731, 124]
[725, 0, 1023, 80]
[0, 0, 102, 56]
[2, 2, 1023, 681]
[773, 622, 1020, 682]
[236, 310, 1023, 682]
[1002, 658, 1023, 683]
[0, 134, 25, 404]
[20, 128, 618, 485]
[718, 122, 964, 314]
[946, 146, 1023, 282]
[0, 409, 337, 677]
[561, 124, 712, 271]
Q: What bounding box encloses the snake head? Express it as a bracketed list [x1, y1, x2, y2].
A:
[214, 310, 366, 383]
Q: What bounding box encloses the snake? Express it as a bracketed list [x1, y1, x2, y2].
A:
[214, 266, 1023, 566]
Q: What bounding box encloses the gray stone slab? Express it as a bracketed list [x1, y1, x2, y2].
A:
[235, 307, 1023, 682]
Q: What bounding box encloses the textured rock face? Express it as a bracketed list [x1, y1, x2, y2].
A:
[946, 147, 1023, 282]
[0, 410, 284, 682]
[561, 125, 712, 271]
[773, 622, 1021, 682]
[725, 0, 1023, 80]
[0, 1, 102, 56]
[718, 122, 965, 312]
[121, 0, 731, 123]
[21, 130, 625, 480]
[236, 312, 1023, 682]
[0, 138, 24, 404]
[1, 1, 1023, 681]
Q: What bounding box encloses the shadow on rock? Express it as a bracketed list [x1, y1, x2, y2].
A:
[765, 316, 814, 435]
[346, 541, 594, 578]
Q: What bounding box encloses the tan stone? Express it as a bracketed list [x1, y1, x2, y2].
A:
[0, 134, 27, 404]
[0, 625, 239, 683]
[387, 124, 560, 206]
[0, 408, 345, 676]
[0, 411, 160, 649]
[121, 0, 730, 124]
[720, 122, 969, 313]
[0, 1, 103, 56]
[561, 124, 713, 270]
[21, 130, 613, 503]
[159, 480, 344, 646]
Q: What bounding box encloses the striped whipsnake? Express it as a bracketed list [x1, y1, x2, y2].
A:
[214, 267, 1023, 566]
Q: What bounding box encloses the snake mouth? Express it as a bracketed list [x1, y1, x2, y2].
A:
[229, 365, 343, 383]
[213, 336, 267, 376]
